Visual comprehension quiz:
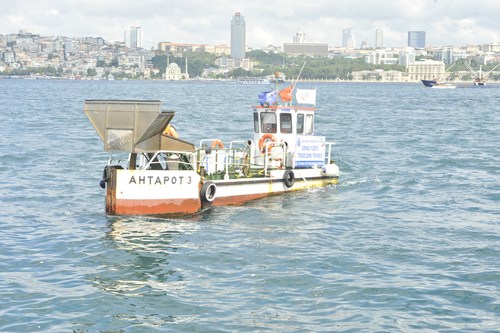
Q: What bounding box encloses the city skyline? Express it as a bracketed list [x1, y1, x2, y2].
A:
[1, 1, 499, 49]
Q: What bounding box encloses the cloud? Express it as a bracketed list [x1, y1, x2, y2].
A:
[0, 0, 498, 48]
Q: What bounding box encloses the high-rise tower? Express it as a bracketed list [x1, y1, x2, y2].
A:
[408, 31, 426, 49]
[342, 28, 355, 48]
[375, 29, 383, 49]
[230, 12, 246, 60]
[125, 26, 142, 49]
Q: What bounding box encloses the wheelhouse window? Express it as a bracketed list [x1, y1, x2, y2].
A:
[260, 112, 277, 133]
[296, 113, 304, 134]
[253, 112, 259, 133]
[304, 114, 314, 134]
[280, 113, 292, 133]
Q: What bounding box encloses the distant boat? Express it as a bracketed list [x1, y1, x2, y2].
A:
[268, 71, 286, 84]
[421, 79, 438, 87]
[464, 62, 500, 86]
[235, 77, 271, 84]
[421, 63, 457, 88]
[431, 83, 456, 89]
[421, 79, 456, 89]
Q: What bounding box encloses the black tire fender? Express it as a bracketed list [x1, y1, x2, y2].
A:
[283, 170, 295, 188]
[201, 181, 217, 203]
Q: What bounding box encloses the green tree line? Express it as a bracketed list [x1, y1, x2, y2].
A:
[3, 49, 498, 80]
[151, 50, 408, 80]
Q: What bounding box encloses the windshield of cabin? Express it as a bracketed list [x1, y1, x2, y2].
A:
[261, 112, 277, 133]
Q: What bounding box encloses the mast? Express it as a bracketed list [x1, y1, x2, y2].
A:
[289, 61, 307, 106]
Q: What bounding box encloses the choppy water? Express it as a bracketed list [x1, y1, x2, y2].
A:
[0, 79, 499, 332]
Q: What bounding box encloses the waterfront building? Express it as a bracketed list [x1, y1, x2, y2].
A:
[408, 31, 426, 49]
[283, 42, 329, 56]
[3, 50, 15, 64]
[285, 30, 328, 56]
[481, 42, 500, 52]
[407, 59, 444, 81]
[230, 12, 246, 60]
[352, 69, 404, 82]
[157, 42, 230, 56]
[164, 62, 189, 80]
[203, 44, 231, 55]
[399, 47, 416, 67]
[365, 50, 398, 65]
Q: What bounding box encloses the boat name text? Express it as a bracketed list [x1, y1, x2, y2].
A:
[129, 175, 192, 186]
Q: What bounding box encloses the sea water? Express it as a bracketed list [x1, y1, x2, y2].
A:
[0, 79, 499, 332]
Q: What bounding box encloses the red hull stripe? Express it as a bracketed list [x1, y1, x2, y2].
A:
[111, 198, 201, 216]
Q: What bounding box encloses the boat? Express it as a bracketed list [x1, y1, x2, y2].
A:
[83, 87, 340, 217]
[235, 77, 271, 84]
[421, 63, 457, 88]
[431, 82, 456, 89]
[464, 62, 500, 86]
[268, 72, 286, 84]
[421, 79, 438, 87]
[421, 79, 456, 88]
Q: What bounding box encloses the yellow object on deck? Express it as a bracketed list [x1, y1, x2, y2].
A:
[163, 124, 179, 139]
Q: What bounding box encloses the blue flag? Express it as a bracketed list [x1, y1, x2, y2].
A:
[258, 90, 276, 106]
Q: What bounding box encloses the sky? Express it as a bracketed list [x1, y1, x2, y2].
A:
[1, 0, 499, 49]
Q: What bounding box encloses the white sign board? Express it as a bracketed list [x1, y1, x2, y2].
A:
[295, 136, 325, 167]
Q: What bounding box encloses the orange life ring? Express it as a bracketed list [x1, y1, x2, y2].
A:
[211, 139, 225, 149]
[258, 133, 277, 153]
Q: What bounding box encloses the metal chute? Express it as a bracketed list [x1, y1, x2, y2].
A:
[83, 99, 194, 153]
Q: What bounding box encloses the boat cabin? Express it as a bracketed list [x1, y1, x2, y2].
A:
[251, 105, 326, 169]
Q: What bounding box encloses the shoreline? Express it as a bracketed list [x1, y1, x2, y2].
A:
[1, 75, 499, 85]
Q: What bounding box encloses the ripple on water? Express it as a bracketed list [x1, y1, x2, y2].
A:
[0, 81, 499, 332]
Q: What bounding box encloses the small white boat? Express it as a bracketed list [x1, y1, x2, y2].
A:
[84, 87, 339, 217]
[431, 83, 456, 89]
[235, 78, 271, 84]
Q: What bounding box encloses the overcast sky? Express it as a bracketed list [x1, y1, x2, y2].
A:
[1, 0, 499, 49]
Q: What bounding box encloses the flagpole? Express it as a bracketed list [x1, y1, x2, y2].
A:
[290, 61, 307, 105]
[294, 61, 307, 84]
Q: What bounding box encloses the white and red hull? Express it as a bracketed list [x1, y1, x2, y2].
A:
[105, 167, 338, 216]
[106, 169, 202, 216]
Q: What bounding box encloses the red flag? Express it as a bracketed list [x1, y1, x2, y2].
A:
[279, 85, 293, 103]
